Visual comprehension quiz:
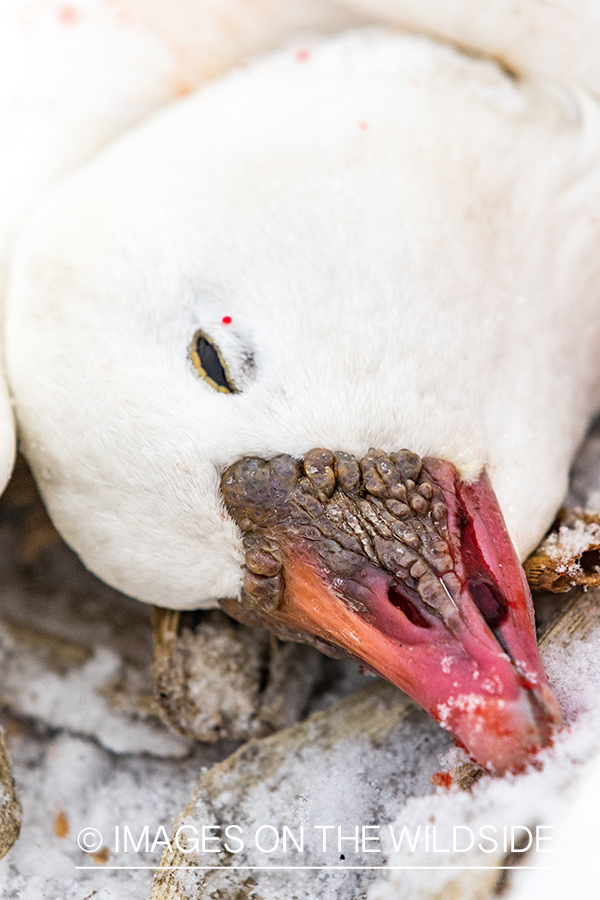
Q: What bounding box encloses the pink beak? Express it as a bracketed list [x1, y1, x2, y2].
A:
[221, 451, 562, 774]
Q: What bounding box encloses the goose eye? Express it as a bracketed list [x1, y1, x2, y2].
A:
[190, 330, 238, 394]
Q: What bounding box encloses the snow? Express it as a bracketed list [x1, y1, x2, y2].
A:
[0, 630, 191, 757]
[0, 464, 373, 897]
[154, 683, 454, 900]
[0, 723, 233, 900]
[368, 626, 600, 900]
[539, 517, 600, 577]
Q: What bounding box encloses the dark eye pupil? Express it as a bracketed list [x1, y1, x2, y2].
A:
[192, 332, 237, 393]
[196, 336, 227, 386]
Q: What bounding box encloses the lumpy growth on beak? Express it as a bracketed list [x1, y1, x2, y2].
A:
[220, 447, 562, 773]
[221, 448, 457, 627]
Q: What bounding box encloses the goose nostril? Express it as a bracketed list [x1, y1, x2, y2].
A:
[388, 585, 431, 628]
[468, 580, 508, 630]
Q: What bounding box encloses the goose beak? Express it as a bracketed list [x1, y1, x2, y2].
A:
[220, 449, 562, 774]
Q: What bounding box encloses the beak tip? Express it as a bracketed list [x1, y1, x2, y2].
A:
[439, 686, 563, 775]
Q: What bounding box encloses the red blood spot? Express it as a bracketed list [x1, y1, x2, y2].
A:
[57, 6, 78, 24]
[222, 316, 232, 325]
[359, 121, 369, 131]
[431, 772, 453, 790]
[295, 49, 310, 63]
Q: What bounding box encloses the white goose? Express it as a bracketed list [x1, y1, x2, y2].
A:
[0, 0, 364, 502]
[8, 25, 600, 774]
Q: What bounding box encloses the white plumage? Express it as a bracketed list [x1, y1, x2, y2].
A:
[6, 29, 600, 610]
[0, 0, 365, 505]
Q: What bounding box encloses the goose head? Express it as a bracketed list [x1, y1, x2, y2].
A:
[10, 30, 600, 772]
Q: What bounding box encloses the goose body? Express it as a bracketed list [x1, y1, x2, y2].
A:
[8, 27, 600, 602]
[7, 28, 600, 771]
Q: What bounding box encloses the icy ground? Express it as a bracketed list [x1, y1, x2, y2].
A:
[370, 614, 600, 900]
[3, 417, 600, 899]
[0, 477, 237, 899]
[0, 462, 372, 899]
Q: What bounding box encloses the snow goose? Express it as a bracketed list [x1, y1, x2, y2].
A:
[8, 28, 600, 773]
[0, 0, 364, 500]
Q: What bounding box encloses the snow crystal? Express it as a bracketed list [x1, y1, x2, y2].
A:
[0, 720, 234, 900]
[0, 628, 191, 757]
[541, 517, 600, 572]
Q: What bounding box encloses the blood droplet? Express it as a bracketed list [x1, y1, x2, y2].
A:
[431, 771, 453, 790]
[222, 316, 232, 325]
[58, 6, 78, 24]
[296, 49, 310, 63]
